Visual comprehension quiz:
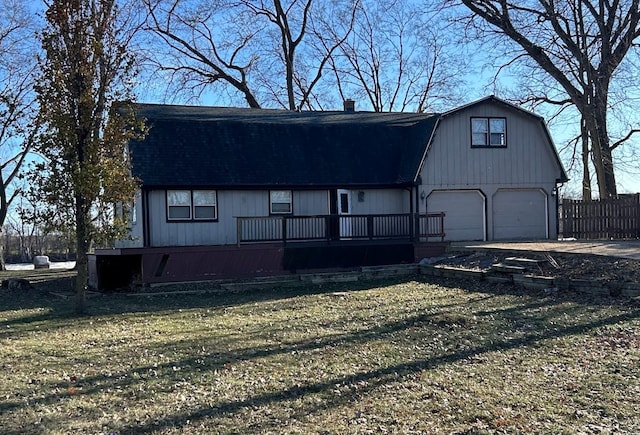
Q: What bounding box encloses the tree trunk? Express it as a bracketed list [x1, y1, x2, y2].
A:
[0, 229, 6, 272]
[598, 144, 617, 198]
[581, 117, 592, 200]
[74, 196, 89, 314]
[75, 248, 88, 314]
[584, 107, 617, 198]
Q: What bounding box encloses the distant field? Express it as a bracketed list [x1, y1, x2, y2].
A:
[1, 270, 639, 434]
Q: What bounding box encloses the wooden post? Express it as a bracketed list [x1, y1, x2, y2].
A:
[282, 217, 287, 245]
[636, 194, 640, 239]
[367, 215, 374, 239]
[563, 199, 573, 239]
[413, 213, 419, 241]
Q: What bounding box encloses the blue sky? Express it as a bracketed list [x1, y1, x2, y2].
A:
[25, 0, 640, 197]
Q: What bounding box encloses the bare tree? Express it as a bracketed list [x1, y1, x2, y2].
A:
[454, 0, 640, 198]
[143, 0, 358, 110]
[327, 0, 466, 112]
[143, 0, 263, 107]
[242, 0, 359, 110]
[0, 0, 40, 269]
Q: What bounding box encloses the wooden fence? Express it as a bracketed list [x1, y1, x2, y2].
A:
[560, 194, 640, 239]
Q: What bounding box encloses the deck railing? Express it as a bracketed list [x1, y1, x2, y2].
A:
[237, 213, 445, 245]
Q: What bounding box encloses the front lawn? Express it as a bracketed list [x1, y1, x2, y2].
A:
[1, 272, 639, 434]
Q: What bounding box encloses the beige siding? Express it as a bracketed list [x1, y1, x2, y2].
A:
[293, 190, 328, 215]
[419, 101, 561, 240]
[145, 188, 413, 246]
[115, 192, 144, 248]
[350, 189, 410, 215]
[147, 189, 329, 246]
[422, 103, 561, 188]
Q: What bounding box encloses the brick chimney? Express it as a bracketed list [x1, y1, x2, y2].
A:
[343, 99, 355, 112]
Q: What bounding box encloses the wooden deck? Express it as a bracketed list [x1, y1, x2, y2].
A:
[237, 213, 445, 245]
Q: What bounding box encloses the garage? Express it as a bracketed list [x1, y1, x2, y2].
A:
[427, 190, 485, 241]
[492, 189, 548, 240]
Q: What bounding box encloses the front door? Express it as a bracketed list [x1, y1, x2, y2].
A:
[337, 189, 351, 238]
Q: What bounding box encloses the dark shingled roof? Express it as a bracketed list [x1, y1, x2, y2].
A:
[128, 104, 439, 189]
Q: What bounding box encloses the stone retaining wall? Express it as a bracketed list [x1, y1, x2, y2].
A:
[132, 263, 640, 298]
[420, 265, 640, 298]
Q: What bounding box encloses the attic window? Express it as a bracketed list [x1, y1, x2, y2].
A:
[270, 190, 292, 214]
[167, 190, 218, 221]
[471, 117, 506, 147]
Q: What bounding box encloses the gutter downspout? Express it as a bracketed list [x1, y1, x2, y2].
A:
[413, 180, 421, 241]
[143, 189, 150, 247]
[555, 179, 565, 239]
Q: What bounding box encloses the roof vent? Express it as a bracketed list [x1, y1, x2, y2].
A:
[343, 99, 355, 112]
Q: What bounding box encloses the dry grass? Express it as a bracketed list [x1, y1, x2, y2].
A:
[1, 269, 639, 434]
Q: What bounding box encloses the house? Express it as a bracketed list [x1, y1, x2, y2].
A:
[90, 96, 568, 289]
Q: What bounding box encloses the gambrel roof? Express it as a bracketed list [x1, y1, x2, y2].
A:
[439, 95, 568, 183]
[127, 96, 568, 189]
[128, 104, 439, 189]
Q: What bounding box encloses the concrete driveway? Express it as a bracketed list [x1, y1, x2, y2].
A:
[450, 240, 640, 260]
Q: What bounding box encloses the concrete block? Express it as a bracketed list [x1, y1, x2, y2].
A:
[439, 267, 485, 280]
[513, 274, 555, 290]
[300, 271, 360, 284]
[485, 273, 513, 284]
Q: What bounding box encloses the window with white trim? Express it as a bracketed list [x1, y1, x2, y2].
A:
[167, 190, 191, 220]
[471, 117, 506, 147]
[270, 190, 292, 214]
[193, 190, 217, 219]
[167, 190, 218, 221]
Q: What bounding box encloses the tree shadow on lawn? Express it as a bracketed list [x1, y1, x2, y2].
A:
[0, 274, 80, 333]
[0, 274, 433, 339]
[15, 312, 640, 433]
[2, 271, 636, 340]
[123, 308, 640, 434]
[3, 275, 639, 434]
[2, 271, 435, 317]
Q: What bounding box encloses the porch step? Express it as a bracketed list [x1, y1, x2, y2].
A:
[506, 258, 547, 273]
[491, 263, 527, 274]
[491, 257, 548, 274]
[505, 257, 548, 268]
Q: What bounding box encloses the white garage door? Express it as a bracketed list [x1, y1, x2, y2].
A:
[427, 190, 485, 241]
[493, 189, 547, 240]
